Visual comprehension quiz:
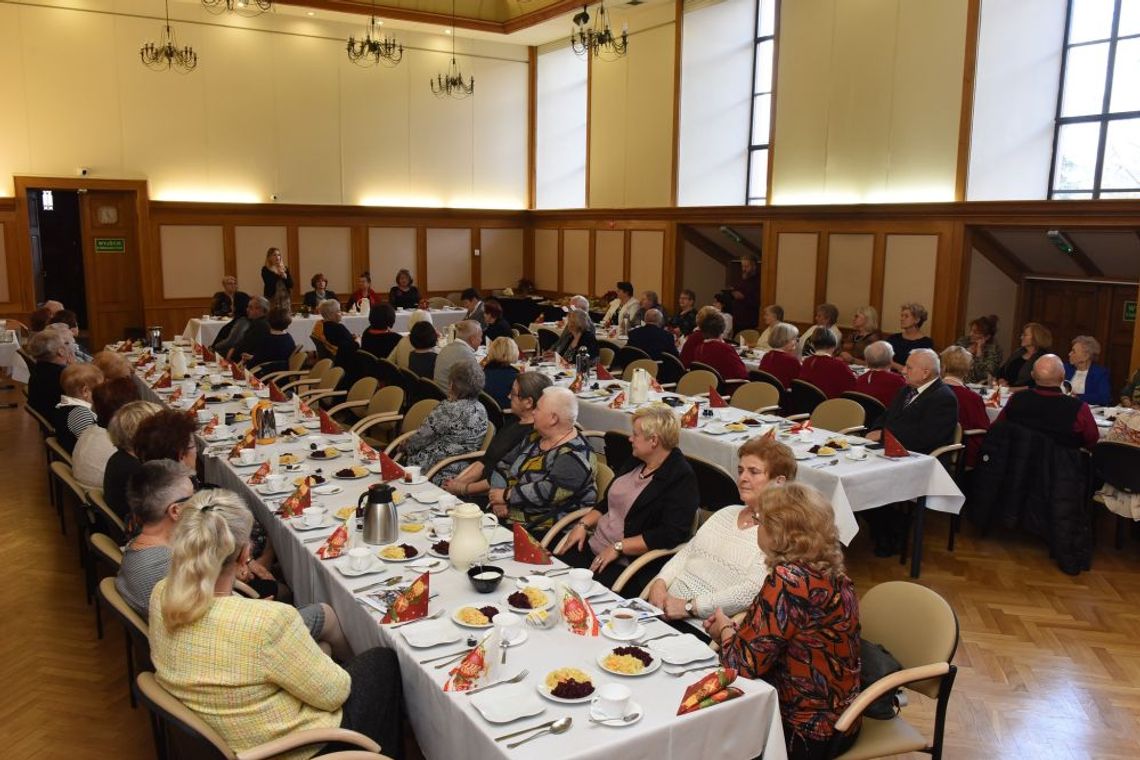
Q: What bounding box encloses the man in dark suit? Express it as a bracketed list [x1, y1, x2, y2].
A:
[626, 309, 678, 361]
[864, 347, 958, 556]
[210, 276, 251, 318]
[213, 296, 269, 361]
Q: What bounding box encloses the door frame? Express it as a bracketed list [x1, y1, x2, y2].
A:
[12, 176, 151, 343]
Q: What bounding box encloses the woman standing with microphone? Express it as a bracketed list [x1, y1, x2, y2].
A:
[261, 247, 293, 309]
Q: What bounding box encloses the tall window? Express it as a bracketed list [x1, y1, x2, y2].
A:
[1050, 0, 1140, 199]
[746, 0, 777, 205]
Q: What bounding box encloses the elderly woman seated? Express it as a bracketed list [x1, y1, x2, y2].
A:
[92, 350, 133, 381]
[245, 308, 296, 372]
[442, 372, 552, 503]
[488, 387, 597, 531]
[758, 322, 802, 390]
[707, 483, 861, 760]
[389, 309, 433, 369]
[55, 362, 105, 452]
[407, 321, 440, 379]
[1064, 335, 1111, 406]
[103, 401, 163, 520]
[555, 404, 697, 591]
[73, 377, 139, 489]
[692, 311, 748, 380]
[852, 340, 905, 407]
[798, 303, 842, 357]
[401, 361, 490, 483]
[799, 329, 856, 398]
[483, 337, 520, 409]
[553, 308, 600, 362]
[150, 489, 403, 757]
[646, 437, 796, 627]
[311, 298, 357, 367]
[940, 345, 991, 468]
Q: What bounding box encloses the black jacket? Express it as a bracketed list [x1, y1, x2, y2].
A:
[597, 447, 698, 550]
[626, 324, 679, 361]
[28, 360, 65, 422]
[303, 290, 338, 310]
[389, 286, 420, 309]
[870, 378, 958, 455]
[970, 421, 1091, 575]
[210, 290, 251, 318]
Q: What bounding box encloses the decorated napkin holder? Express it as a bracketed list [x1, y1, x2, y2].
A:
[443, 631, 498, 692]
[382, 572, 430, 623]
[513, 524, 553, 564]
[559, 585, 599, 637]
[677, 668, 743, 715]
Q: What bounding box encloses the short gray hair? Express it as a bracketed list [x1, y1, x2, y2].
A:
[515, 371, 552, 408]
[570, 295, 590, 311]
[317, 299, 341, 320]
[541, 386, 578, 426]
[769, 322, 800, 349]
[455, 320, 483, 343]
[1071, 335, 1101, 360]
[127, 459, 194, 526]
[863, 340, 894, 369]
[566, 309, 592, 333]
[249, 296, 269, 313]
[448, 360, 485, 400]
[409, 309, 432, 327]
[644, 309, 663, 326]
[28, 329, 66, 361]
[908, 347, 940, 376]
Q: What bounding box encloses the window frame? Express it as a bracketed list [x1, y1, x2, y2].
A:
[745, 0, 779, 206]
[1049, 0, 1140, 198]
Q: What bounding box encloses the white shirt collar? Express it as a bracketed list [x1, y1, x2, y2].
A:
[58, 395, 93, 409]
[913, 377, 937, 396]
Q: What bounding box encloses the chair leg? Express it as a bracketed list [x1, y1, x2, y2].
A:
[947, 514, 959, 552]
[124, 634, 137, 709]
[909, 497, 927, 579]
[94, 593, 104, 640]
[1116, 515, 1126, 550]
[150, 713, 168, 760]
[930, 666, 958, 760]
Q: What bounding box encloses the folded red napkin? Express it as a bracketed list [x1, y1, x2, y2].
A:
[596, 363, 614, 380]
[315, 519, 350, 559]
[319, 408, 341, 435]
[608, 391, 626, 409]
[513, 524, 553, 564]
[560, 586, 599, 637]
[269, 382, 288, 402]
[135, 352, 151, 367]
[377, 451, 407, 482]
[188, 396, 206, 414]
[202, 415, 219, 435]
[247, 373, 263, 390]
[169, 387, 183, 403]
[278, 479, 312, 518]
[677, 668, 743, 715]
[203, 346, 216, 362]
[763, 425, 777, 440]
[356, 435, 380, 462]
[231, 363, 246, 382]
[120, 339, 133, 353]
[218, 357, 231, 370]
[986, 388, 1002, 408]
[444, 633, 491, 692]
[568, 374, 584, 393]
[298, 398, 315, 419]
[193, 341, 204, 357]
[681, 403, 699, 429]
[650, 376, 664, 393]
[153, 371, 172, 389]
[883, 429, 909, 458]
[708, 385, 728, 408]
[228, 430, 256, 459]
[789, 420, 813, 434]
[246, 462, 271, 484]
[383, 572, 430, 623]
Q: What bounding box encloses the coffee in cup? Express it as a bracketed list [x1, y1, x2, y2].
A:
[568, 568, 594, 594]
[593, 683, 632, 719]
[610, 609, 638, 637]
[348, 546, 372, 571]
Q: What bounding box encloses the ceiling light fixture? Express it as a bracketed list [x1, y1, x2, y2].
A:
[431, 0, 473, 99]
[571, 2, 628, 60]
[347, 0, 403, 67]
[201, 0, 272, 17]
[140, 0, 198, 73]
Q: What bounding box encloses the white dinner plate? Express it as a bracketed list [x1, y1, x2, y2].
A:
[792, 450, 815, 460]
[334, 558, 387, 578]
[312, 484, 343, 495]
[600, 620, 645, 642]
[289, 516, 337, 531]
[407, 558, 449, 574]
[309, 451, 341, 462]
[255, 484, 295, 496]
[589, 700, 644, 727]
[471, 683, 547, 724]
[410, 491, 441, 504]
[596, 648, 660, 677]
[229, 455, 268, 468]
[427, 546, 450, 560]
[451, 607, 500, 629]
[332, 470, 370, 480]
[535, 670, 601, 703]
[648, 634, 718, 666]
[301, 419, 321, 429]
[502, 590, 556, 614]
[377, 545, 422, 562]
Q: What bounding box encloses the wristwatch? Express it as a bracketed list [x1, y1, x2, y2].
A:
[684, 599, 694, 615]
[612, 540, 624, 555]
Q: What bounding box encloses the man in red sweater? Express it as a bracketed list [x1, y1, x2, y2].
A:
[799, 329, 856, 398]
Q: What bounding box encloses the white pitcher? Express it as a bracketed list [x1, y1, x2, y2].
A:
[629, 367, 650, 404]
[169, 346, 189, 380]
[448, 502, 498, 571]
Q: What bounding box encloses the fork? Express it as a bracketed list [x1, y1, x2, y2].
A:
[633, 632, 680, 646]
[666, 662, 719, 677]
[463, 669, 529, 696]
[389, 609, 444, 630]
[811, 459, 839, 469]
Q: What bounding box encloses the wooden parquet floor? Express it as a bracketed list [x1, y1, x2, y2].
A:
[4, 378, 1140, 759]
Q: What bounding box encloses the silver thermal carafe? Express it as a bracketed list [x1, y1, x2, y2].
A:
[359, 483, 398, 546]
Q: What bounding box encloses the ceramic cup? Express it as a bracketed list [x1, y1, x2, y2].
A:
[593, 683, 632, 719]
[348, 546, 372, 571]
[432, 517, 453, 538]
[568, 568, 594, 594]
[403, 465, 422, 480]
[496, 611, 523, 644]
[238, 448, 258, 465]
[265, 473, 289, 491]
[610, 609, 639, 637]
[302, 506, 326, 527]
[196, 409, 213, 424]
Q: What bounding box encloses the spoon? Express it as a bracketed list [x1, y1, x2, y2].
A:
[588, 712, 640, 726]
[506, 716, 572, 748]
[464, 669, 529, 696]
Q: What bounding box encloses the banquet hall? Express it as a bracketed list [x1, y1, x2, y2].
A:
[3, 0, 1140, 758]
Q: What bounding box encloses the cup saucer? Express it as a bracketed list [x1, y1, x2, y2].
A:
[589, 700, 644, 727]
[600, 620, 645, 642]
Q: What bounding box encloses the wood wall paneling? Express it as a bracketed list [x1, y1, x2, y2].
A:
[881, 234, 939, 334]
[159, 225, 224, 299]
[562, 229, 591, 295]
[773, 232, 818, 323]
[425, 228, 472, 294]
[593, 230, 625, 295]
[234, 226, 288, 301]
[533, 228, 559, 291]
[480, 228, 525, 290]
[824, 233, 874, 327]
[369, 227, 418, 292]
[629, 230, 665, 298]
[0, 221, 9, 302]
[297, 226, 352, 297]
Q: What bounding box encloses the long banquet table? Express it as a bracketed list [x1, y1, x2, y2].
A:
[132, 352, 787, 760]
[0, 331, 29, 384]
[184, 308, 468, 352]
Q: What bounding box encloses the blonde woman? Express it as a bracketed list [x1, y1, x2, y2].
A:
[388, 308, 434, 369]
[151, 489, 403, 759]
[707, 483, 861, 760]
[483, 336, 519, 408]
[556, 403, 697, 590]
[102, 400, 162, 520]
[839, 306, 882, 365]
[260, 247, 292, 306]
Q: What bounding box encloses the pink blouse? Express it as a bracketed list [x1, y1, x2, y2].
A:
[589, 468, 652, 556]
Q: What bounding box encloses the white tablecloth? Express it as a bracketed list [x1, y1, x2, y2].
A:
[184, 309, 468, 352]
[0, 332, 29, 384]
[132, 367, 787, 760]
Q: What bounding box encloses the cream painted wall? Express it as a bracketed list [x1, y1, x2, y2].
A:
[298, 227, 352, 296]
[0, 223, 9, 302]
[563, 230, 591, 295]
[824, 234, 874, 328]
[426, 228, 472, 293]
[771, 0, 969, 204]
[369, 228, 418, 290]
[534, 229, 559, 291]
[588, 4, 677, 208]
[629, 231, 665, 298]
[160, 225, 224, 299]
[965, 247, 1017, 351]
[0, 1, 527, 206]
[881, 234, 939, 334]
[480, 228, 525, 290]
[774, 233, 818, 323]
[234, 226, 287, 300]
[681, 241, 727, 307]
[594, 231, 625, 295]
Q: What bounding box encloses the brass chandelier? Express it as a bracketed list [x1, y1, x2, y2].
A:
[201, 0, 272, 17]
[347, 1, 403, 67]
[571, 2, 628, 60]
[431, 0, 474, 98]
[140, 0, 198, 73]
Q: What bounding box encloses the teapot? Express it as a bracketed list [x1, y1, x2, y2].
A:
[358, 483, 398, 546]
[629, 367, 650, 404]
[448, 502, 498, 571]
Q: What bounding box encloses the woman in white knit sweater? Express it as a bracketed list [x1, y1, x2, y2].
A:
[645, 436, 797, 623]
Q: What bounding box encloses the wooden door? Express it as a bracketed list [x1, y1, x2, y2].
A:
[79, 190, 143, 349]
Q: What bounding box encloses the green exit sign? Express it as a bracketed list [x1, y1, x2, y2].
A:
[1125, 301, 1137, 322]
[94, 238, 125, 253]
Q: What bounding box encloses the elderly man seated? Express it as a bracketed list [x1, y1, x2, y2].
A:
[488, 386, 597, 530]
[997, 354, 1098, 449]
[864, 347, 958, 556]
[210, 275, 250, 318]
[434, 319, 482, 386]
[310, 298, 357, 368]
[626, 308, 678, 361]
[635, 290, 667, 324]
[213, 296, 268, 360]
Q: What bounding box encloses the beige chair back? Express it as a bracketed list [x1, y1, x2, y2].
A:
[318, 366, 345, 392]
[136, 672, 235, 759]
[402, 399, 439, 435]
[729, 381, 780, 412]
[622, 358, 659, 381]
[860, 581, 958, 699]
[287, 347, 307, 372]
[308, 358, 333, 381]
[428, 296, 454, 309]
[598, 346, 615, 368]
[46, 436, 73, 466]
[89, 532, 124, 568]
[810, 398, 865, 432]
[736, 329, 760, 347]
[366, 385, 405, 418]
[482, 423, 497, 449]
[514, 334, 538, 354]
[88, 488, 127, 537]
[676, 369, 719, 398]
[344, 377, 379, 416]
[51, 460, 88, 503]
[595, 460, 615, 501]
[98, 576, 149, 647]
